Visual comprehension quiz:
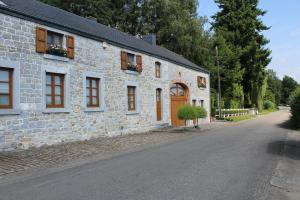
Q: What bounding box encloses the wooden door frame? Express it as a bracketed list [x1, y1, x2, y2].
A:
[169, 80, 190, 127]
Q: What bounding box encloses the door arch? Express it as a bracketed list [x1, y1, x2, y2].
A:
[170, 83, 189, 127]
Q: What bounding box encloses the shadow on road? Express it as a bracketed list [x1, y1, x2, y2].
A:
[268, 139, 300, 161]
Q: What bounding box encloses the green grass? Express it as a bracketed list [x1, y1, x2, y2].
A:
[224, 115, 255, 122]
[259, 109, 278, 115]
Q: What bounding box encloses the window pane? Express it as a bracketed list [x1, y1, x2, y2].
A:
[130, 102, 135, 109]
[86, 96, 90, 106]
[46, 95, 52, 105]
[86, 79, 90, 88]
[170, 86, 176, 96]
[46, 85, 51, 95]
[0, 82, 9, 94]
[55, 86, 61, 95]
[55, 96, 62, 105]
[129, 95, 135, 101]
[46, 74, 51, 85]
[92, 88, 97, 96]
[86, 88, 90, 97]
[55, 75, 61, 85]
[0, 95, 9, 105]
[128, 54, 135, 65]
[0, 70, 9, 82]
[92, 97, 97, 105]
[92, 80, 97, 88]
[178, 87, 185, 96]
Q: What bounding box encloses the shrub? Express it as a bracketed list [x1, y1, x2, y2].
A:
[290, 87, 300, 128]
[177, 105, 197, 127]
[195, 107, 207, 119]
[263, 100, 275, 110]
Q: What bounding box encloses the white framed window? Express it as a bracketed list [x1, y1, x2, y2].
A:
[82, 72, 105, 112]
[0, 60, 20, 115]
[42, 66, 70, 113]
[125, 81, 140, 115]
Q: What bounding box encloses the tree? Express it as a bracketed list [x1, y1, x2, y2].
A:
[281, 76, 298, 105]
[177, 105, 197, 127]
[264, 69, 281, 106]
[290, 87, 300, 128]
[212, 0, 271, 110]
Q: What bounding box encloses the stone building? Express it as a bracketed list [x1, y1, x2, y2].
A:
[0, 0, 210, 151]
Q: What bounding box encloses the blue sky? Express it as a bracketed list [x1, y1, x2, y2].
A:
[198, 0, 300, 82]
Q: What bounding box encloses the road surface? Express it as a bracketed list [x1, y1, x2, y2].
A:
[0, 109, 290, 200]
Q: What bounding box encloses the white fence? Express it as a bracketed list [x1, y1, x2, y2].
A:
[215, 109, 255, 118]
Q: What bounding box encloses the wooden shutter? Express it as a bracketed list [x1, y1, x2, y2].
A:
[121, 51, 128, 70]
[136, 55, 143, 73]
[36, 27, 47, 53]
[197, 76, 201, 88]
[67, 35, 75, 59]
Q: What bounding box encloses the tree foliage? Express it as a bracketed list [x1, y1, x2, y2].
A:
[290, 87, 300, 128]
[281, 75, 298, 105]
[212, 0, 271, 110]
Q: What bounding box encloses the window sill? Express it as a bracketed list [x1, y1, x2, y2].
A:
[126, 111, 140, 115]
[0, 109, 21, 116]
[125, 70, 139, 75]
[84, 107, 105, 113]
[43, 108, 70, 114]
[44, 54, 69, 62]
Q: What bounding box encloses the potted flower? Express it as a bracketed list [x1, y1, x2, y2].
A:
[46, 44, 68, 57]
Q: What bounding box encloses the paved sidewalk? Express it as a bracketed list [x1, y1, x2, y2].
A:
[0, 121, 227, 179]
[268, 130, 300, 200]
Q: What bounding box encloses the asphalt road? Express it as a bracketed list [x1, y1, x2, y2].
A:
[0, 109, 290, 200]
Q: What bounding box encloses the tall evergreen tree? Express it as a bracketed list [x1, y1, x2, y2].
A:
[212, 0, 271, 110]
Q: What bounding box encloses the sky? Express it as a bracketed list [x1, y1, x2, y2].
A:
[198, 0, 300, 83]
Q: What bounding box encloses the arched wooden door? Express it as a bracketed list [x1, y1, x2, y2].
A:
[170, 83, 188, 127]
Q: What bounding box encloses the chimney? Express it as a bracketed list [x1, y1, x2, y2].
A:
[142, 34, 156, 46]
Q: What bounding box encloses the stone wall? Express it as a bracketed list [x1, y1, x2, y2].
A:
[0, 13, 210, 151]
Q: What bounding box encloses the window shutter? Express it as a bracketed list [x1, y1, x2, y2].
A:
[197, 76, 201, 88]
[136, 55, 143, 73]
[36, 27, 47, 53]
[121, 51, 128, 70]
[67, 35, 75, 59]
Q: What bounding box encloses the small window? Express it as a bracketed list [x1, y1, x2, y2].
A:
[86, 77, 100, 107]
[127, 86, 136, 111]
[192, 100, 196, 106]
[197, 76, 207, 88]
[0, 67, 13, 109]
[170, 83, 185, 96]
[200, 100, 204, 108]
[46, 72, 65, 108]
[47, 31, 63, 49]
[155, 62, 161, 78]
[127, 53, 136, 70]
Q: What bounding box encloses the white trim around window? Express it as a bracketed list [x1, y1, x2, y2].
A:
[0, 60, 20, 115]
[82, 72, 105, 112]
[42, 66, 70, 113]
[125, 81, 140, 115]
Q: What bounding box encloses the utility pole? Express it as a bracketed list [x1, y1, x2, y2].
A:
[215, 46, 222, 118]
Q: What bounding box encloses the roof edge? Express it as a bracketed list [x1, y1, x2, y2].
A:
[0, 6, 210, 74]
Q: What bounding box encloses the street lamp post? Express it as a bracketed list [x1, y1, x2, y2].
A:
[215, 46, 222, 118]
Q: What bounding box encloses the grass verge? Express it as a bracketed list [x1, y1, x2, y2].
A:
[259, 109, 278, 115]
[224, 115, 255, 122]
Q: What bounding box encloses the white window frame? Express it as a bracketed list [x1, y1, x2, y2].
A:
[82, 72, 105, 112]
[0, 60, 20, 115]
[42, 66, 70, 113]
[125, 81, 140, 115]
